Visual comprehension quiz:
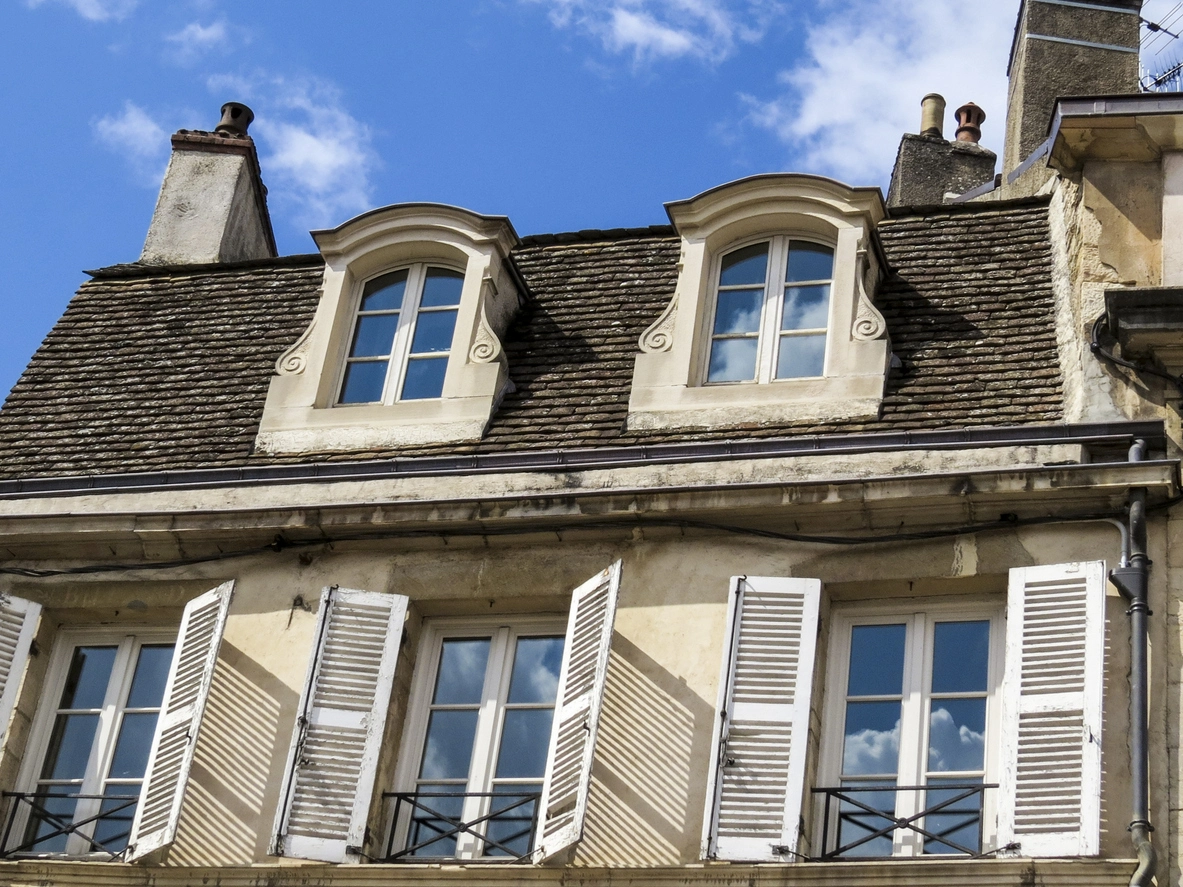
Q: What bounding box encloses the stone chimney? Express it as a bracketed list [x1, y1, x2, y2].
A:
[887, 95, 997, 209]
[140, 102, 277, 266]
[1003, 0, 1142, 183]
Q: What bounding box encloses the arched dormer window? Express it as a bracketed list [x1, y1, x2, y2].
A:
[255, 204, 523, 454]
[707, 238, 834, 384]
[339, 265, 465, 404]
[629, 174, 890, 431]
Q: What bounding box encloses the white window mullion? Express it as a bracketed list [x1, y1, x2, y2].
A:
[458, 626, 511, 857]
[69, 637, 134, 854]
[385, 263, 425, 404]
[892, 613, 926, 856]
[757, 237, 785, 384]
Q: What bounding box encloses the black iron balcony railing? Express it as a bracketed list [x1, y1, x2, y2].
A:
[0, 790, 138, 859]
[382, 790, 542, 862]
[811, 783, 997, 859]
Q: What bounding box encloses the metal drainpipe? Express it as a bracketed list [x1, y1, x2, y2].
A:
[1108, 439, 1156, 887]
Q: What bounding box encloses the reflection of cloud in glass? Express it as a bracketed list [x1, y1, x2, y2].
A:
[842, 721, 900, 776]
[782, 285, 829, 329]
[928, 706, 985, 772]
[433, 639, 490, 705]
[708, 338, 758, 382]
[508, 638, 563, 704]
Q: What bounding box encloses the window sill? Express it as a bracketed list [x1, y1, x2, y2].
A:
[256, 389, 501, 453]
[627, 373, 886, 432]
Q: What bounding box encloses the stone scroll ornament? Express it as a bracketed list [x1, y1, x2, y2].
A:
[468, 275, 504, 364]
[638, 263, 682, 353]
[275, 316, 317, 375]
[851, 244, 887, 341]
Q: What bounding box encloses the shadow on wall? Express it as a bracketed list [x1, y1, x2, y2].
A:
[576, 633, 715, 866]
[166, 642, 298, 865]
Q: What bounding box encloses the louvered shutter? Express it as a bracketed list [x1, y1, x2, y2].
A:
[703, 576, 821, 861]
[0, 594, 41, 749]
[272, 587, 407, 863]
[533, 561, 621, 862]
[998, 561, 1105, 857]
[127, 580, 233, 862]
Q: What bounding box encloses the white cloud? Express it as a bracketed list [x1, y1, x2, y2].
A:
[927, 705, 985, 773]
[741, 0, 1014, 188]
[209, 75, 377, 230]
[166, 21, 229, 63]
[535, 0, 782, 64]
[26, 0, 137, 22]
[93, 101, 169, 184]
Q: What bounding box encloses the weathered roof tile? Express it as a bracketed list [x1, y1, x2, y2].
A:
[0, 202, 1063, 478]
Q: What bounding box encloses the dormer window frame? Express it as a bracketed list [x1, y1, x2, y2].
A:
[336, 262, 467, 407]
[704, 235, 836, 387]
[255, 204, 523, 454]
[628, 174, 891, 432]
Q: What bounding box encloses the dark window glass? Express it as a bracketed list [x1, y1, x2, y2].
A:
[420, 269, 464, 307]
[361, 269, 408, 312]
[847, 624, 906, 696]
[339, 360, 388, 404]
[786, 243, 834, 282]
[719, 243, 769, 287]
[401, 357, 448, 400]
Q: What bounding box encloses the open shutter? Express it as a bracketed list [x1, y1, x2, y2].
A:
[272, 587, 407, 863]
[703, 576, 821, 861]
[128, 580, 233, 862]
[534, 560, 621, 862]
[0, 594, 41, 749]
[998, 561, 1105, 857]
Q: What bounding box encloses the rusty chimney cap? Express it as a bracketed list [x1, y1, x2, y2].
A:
[215, 102, 255, 137]
[955, 102, 985, 144]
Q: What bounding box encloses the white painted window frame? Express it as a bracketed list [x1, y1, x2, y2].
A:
[335, 261, 465, 406]
[8, 625, 176, 857]
[704, 235, 834, 385]
[816, 597, 1005, 858]
[390, 614, 567, 859]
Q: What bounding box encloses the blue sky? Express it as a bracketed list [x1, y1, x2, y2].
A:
[1, 0, 1170, 402]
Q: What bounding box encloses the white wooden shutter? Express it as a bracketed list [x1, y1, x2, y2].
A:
[272, 587, 407, 863]
[0, 594, 41, 749]
[702, 576, 821, 861]
[533, 560, 621, 862]
[128, 580, 233, 862]
[998, 561, 1106, 857]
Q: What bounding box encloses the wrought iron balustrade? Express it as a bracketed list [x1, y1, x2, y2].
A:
[382, 789, 542, 862]
[811, 782, 997, 859]
[0, 790, 138, 859]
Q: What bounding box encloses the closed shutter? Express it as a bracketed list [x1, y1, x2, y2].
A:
[998, 561, 1106, 857]
[0, 594, 41, 748]
[128, 581, 233, 862]
[703, 576, 821, 861]
[533, 561, 622, 862]
[272, 587, 408, 863]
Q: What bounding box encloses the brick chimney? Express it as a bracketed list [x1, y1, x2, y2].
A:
[140, 102, 277, 266]
[1003, 0, 1142, 186]
[887, 95, 997, 209]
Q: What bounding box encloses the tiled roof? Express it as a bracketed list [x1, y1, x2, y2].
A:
[0, 201, 1063, 478]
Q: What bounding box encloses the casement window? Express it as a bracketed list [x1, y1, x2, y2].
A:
[703, 562, 1106, 863]
[706, 238, 833, 384]
[338, 264, 464, 404]
[819, 605, 1004, 858]
[0, 583, 232, 861]
[392, 618, 566, 859]
[273, 563, 621, 865]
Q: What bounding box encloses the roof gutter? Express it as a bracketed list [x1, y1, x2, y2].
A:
[0, 421, 1164, 501]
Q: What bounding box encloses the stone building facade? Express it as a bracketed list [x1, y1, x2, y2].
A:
[0, 2, 1180, 886]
